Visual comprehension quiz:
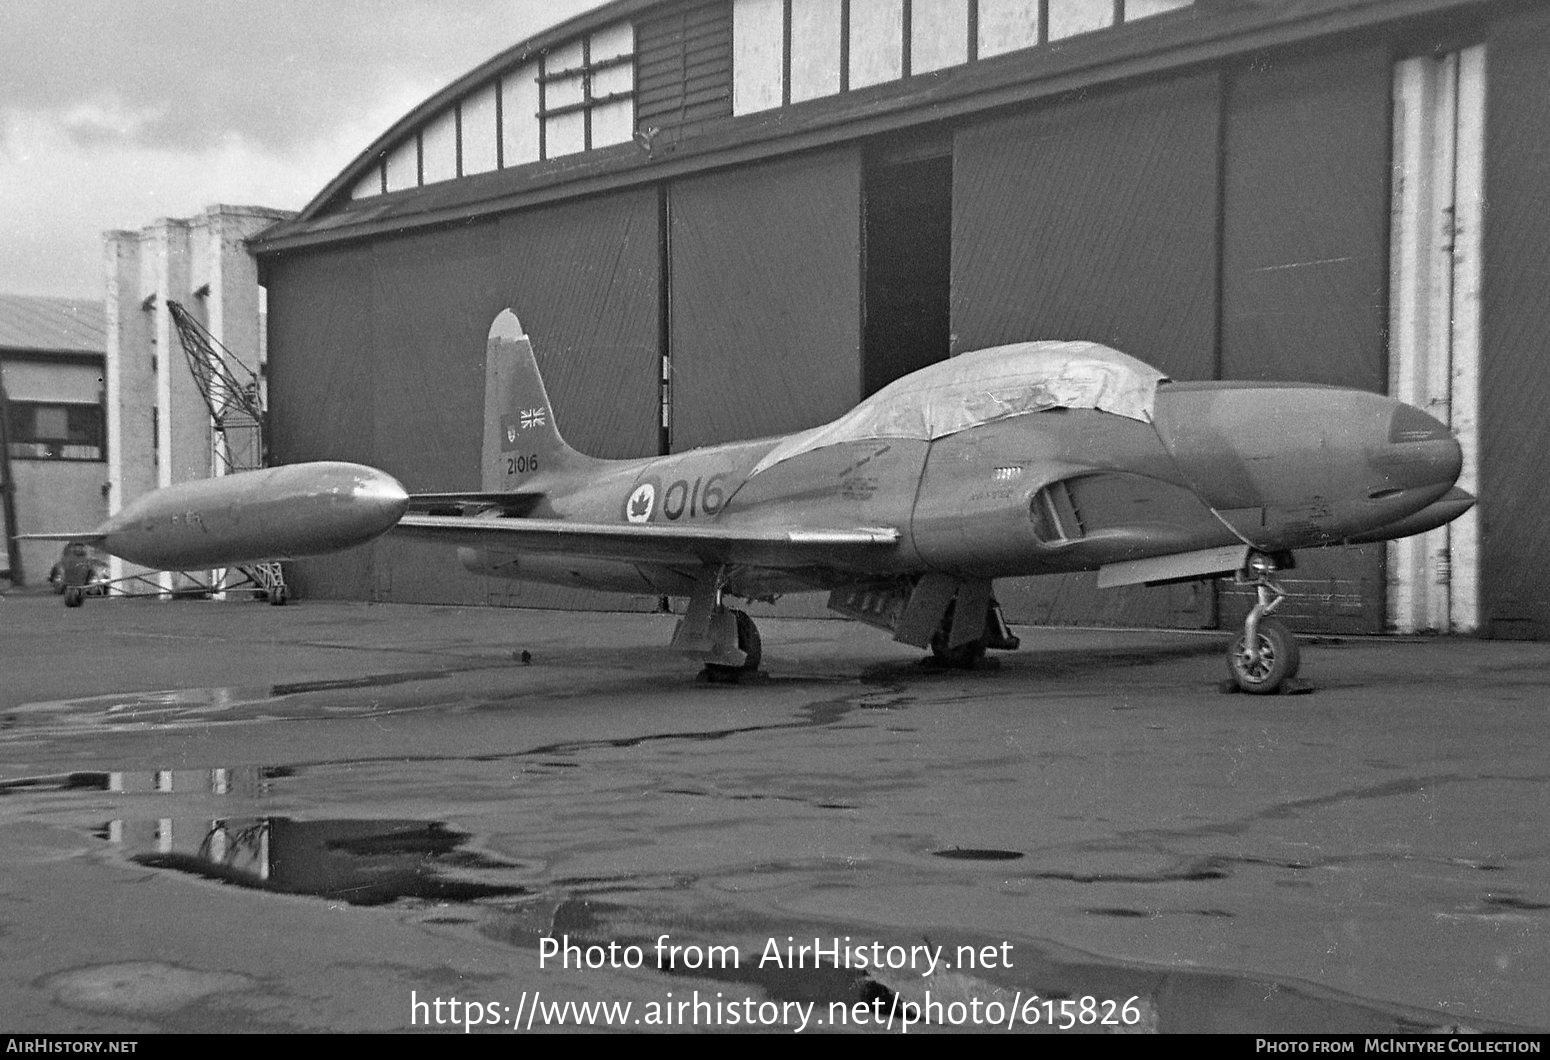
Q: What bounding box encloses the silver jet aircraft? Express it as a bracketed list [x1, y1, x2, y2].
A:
[27, 310, 1473, 694]
[400, 311, 1471, 693]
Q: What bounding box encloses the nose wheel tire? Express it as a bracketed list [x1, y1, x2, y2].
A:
[1227, 617, 1300, 694]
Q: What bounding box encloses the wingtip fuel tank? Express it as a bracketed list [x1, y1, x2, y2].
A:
[89, 462, 409, 570]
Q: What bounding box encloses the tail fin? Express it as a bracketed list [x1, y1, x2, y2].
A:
[482, 309, 596, 491]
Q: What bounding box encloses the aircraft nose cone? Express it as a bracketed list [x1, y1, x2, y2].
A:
[1374, 401, 1462, 492]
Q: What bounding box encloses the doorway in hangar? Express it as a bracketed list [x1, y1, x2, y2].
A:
[861, 144, 953, 396]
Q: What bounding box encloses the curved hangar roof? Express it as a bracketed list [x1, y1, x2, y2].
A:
[264, 0, 1198, 246]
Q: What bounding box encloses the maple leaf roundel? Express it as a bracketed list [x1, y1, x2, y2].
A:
[625, 481, 657, 523]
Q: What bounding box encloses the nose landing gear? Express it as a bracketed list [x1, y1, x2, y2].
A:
[1224, 552, 1308, 695]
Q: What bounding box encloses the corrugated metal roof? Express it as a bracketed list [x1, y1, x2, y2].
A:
[0, 294, 106, 354]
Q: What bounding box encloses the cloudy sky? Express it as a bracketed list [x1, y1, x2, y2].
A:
[1, 0, 599, 297]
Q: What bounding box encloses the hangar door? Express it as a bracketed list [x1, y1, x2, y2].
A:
[951, 72, 1221, 629]
[265, 189, 662, 611]
[481, 192, 663, 611]
[667, 149, 862, 451]
[1482, 5, 1550, 639]
[1219, 41, 1392, 635]
[665, 149, 861, 617]
[266, 245, 378, 602]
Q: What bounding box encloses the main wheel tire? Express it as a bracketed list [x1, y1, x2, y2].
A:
[705, 609, 761, 679]
[64, 586, 85, 608]
[268, 584, 289, 606]
[733, 609, 762, 673]
[930, 631, 987, 669]
[1227, 616, 1300, 694]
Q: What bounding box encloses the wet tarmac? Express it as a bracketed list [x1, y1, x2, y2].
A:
[1, 591, 1547, 1033]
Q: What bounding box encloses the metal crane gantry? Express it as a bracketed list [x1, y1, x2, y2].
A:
[163, 299, 287, 603]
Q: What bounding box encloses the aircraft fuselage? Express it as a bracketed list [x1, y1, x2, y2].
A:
[461, 380, 1462, 599]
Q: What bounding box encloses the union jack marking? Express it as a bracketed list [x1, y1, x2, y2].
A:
[520, 407, 548, 430]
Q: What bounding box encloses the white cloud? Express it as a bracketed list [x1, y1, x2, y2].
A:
[57, 97, 170, 145]
[0, 0, 601, 297]
[0, 85, 430, 296]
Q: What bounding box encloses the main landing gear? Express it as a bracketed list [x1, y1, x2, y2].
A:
[927, 596, 1020, 669]
[1224, 552, 1306, 695]
[703, 609, 762, 682]
[673, 570, 763, 682]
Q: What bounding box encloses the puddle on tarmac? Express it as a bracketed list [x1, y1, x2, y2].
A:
[2, 765, 293, 798]
[79, 800, 1503, 1033]
[2, 668, 494, 735]
[38, 767, 531, 905]
[17, 754, 1531, 1033]
[119, 816, 533, 906]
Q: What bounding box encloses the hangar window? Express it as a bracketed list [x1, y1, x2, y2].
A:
[421, 107, 459, 184]
[538, 24, 637, 158]
[341, 0, 1197, 199]
[348, 22, 635, 198]
[733, 0, 1195, 115]
[912, 0, 970, 75]
[1047, 0, 1116, 41]
[460, 83, 500, 176]
[5, 402, 105, 461]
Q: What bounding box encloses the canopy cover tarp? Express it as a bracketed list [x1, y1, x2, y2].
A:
[752, 341, 1168, 474]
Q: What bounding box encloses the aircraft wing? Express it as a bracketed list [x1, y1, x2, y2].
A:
[407, 491, 544, 516]
[392, 514, 900, 568]
[16, 532, 107, 544]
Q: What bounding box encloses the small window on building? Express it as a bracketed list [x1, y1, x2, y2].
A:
[910, 0, 970, 75]
[460, 82, 500, 175]
[790, 0, 843, 102]
[420, 107, 458, 184]
[384, 136, 418, 192]
[539, 26, 637, 159]
[1125, 0, 1193, 20]
[6, 401, 105, 461]
[1048, 0, 1116, 41]
[502, 63, 542, 167]
[849, 0, 905, 88]
[733, 0, 784, 113]
[978, 0, 1041, 59]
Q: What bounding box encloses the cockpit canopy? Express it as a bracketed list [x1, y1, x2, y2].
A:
[752, 341, 1169, 474]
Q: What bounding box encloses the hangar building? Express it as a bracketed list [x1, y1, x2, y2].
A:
[251, 0, 1550, 639]
[0, 295, 108, 586]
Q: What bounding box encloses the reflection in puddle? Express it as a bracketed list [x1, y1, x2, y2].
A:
[17, 670, 462, 715]
[36, 755, 1530, 1033]
[4, 765, 292, 798]
[110, 816, 531, 906]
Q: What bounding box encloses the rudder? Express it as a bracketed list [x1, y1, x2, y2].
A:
[482, 309, 594, 491]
